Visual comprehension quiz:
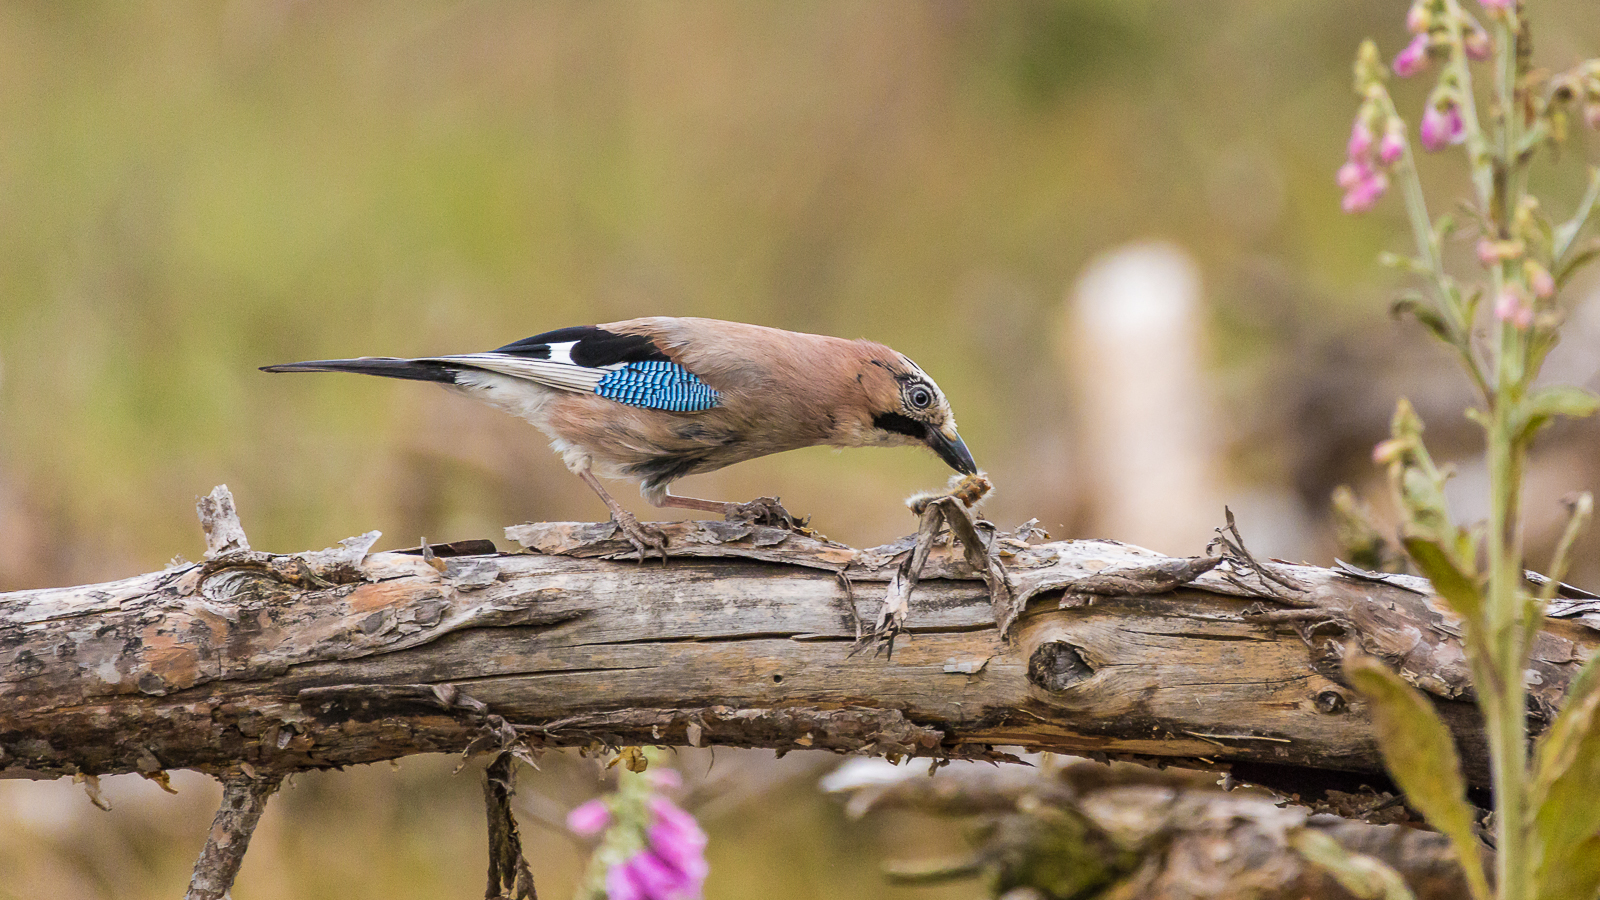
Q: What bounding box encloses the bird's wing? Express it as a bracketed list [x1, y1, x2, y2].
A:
[425, 325, 722, 412]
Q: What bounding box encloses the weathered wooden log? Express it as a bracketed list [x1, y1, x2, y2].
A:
[2, 489, 1596, 811]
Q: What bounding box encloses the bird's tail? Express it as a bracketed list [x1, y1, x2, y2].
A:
[259, 357, 457, 383]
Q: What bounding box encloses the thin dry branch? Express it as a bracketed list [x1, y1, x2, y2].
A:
[184, 773, 281, 900]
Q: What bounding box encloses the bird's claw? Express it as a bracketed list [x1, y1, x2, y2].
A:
[724, 496, 808, 531]
[610, 510, 668, 563]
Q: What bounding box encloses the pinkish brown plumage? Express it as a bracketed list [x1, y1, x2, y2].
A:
[263, 316, 975, 553]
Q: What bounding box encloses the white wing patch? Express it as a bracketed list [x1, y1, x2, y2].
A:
[544, 342, 578, 365]
[420, 353, 618, 394]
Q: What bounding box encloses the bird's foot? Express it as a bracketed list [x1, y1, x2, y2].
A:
[610, 509, 668, 563]
[724, 496, 808, 531]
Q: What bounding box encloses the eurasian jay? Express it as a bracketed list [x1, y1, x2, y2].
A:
[262, 317, 977, 552]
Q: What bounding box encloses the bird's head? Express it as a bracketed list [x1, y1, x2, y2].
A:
[840, 347, 977, 476]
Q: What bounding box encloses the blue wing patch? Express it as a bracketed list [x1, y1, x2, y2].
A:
[594, 361, 721, 412]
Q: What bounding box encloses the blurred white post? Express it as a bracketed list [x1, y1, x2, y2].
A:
[1064, 242, 1223, 555]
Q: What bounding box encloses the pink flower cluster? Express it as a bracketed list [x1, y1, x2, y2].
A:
[605, 799, 709, 900]
[568, 792, 708, 900]
[1395, 2, 1492, 75]
[1339, 117, 1404, 212]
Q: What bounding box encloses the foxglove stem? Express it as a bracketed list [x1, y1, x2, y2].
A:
[1377, 89, 1492, 399]
[1440, 0, 1494, 206]
[1480, 8, 1533, 898]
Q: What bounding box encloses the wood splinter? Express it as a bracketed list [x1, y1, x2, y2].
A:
[865, 474, 1004, 653]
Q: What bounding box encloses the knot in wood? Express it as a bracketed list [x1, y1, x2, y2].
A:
[1028, 641, 1094, 692]
[1314, 690, 1349, 715]
[200, 567, 299, 605]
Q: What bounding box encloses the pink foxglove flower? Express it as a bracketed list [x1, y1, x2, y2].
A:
[1480, 0, 1514, 11]
[1419, 102, 1465, 151]
[1342, 170, 1389, 213]
[647, 797, 710, 886]
[1393, 33, 1430, 77]
[597, 796, 709, 900]
[1378, 122, 1406, 165]
[605, 861, 646, 900]
[567, 799, 612, 836]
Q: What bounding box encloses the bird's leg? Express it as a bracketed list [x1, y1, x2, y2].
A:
[654, 491, 804, 530]
[654, 494, 733, 515]
[577, 468, 667, 561]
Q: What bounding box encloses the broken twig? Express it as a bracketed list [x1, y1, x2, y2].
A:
[184, 774, 282, 900]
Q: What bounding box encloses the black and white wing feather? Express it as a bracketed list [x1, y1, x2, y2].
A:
[262, 325, 722, 412]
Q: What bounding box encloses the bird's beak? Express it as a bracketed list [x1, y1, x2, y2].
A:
[927, 424, 978, 475]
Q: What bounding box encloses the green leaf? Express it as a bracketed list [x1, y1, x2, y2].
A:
[1398, 467, 1456, 541]
[1344, 656, 1491, 900]
[1555, 240, 1600, 287]
[1390, 297, 1456, 346]
[1515, 386, 1600, 444]
[1378, 254, 1431, 276]
[1534, 834, 1600, 900]
[1437, 212, 1461, 241]
[1291, 829, 1418, 900]
[1525, 386, 1600, 421]
[1400, 536, 1483, 627]
[1531, 653, 1600, 900]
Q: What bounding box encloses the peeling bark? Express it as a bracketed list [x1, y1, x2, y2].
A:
[484, 752, 538, 900]
[2, 495, 1596, 809]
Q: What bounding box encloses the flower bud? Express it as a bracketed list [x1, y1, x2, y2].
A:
[1338, 160, 1369, 189]
[1476, 238, 1525, 267]
[1464, 26, 1492, 61]
[1372, 438, 1408, 466]
[1586, 102, 1600, 131]
[1526, 261, 1556, 299]
[1406, 3, 1432, 34]
[646, 768, 683, 790]
[1353, 39, 1387, 91]
[1393, 33, 1431, 77]
[567, 799, 612, 836]
[1348, 118, 1374, 159]
[1494, 286, 1533, 328]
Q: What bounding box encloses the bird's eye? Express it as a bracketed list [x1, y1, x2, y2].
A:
[906, 385, 934, 410]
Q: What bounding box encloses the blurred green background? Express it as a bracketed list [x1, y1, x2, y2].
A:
[3, 2, 1600, 898]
